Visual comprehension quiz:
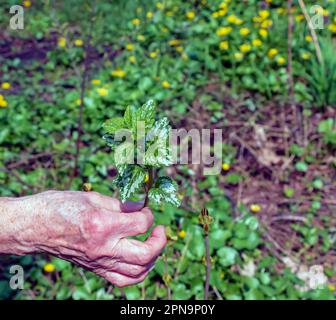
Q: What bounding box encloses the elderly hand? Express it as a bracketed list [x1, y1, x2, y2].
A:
[0, 191, 166, 287]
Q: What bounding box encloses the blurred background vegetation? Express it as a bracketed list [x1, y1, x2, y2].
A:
[0, 0, 335, 300]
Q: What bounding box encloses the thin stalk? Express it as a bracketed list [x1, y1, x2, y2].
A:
[144, 168, 155, 207]
[204, 231, 211, 300]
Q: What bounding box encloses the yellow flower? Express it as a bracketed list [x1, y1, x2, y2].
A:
[277, 56, 286, 65]
[239, 44, 251, 53]
[175, 46, 183, 53]
[169, 39, 181, 46]
[132, 18, 140, 26]
[217, 9, 228, 17]
[43, 263, 56, 273]
[261, 19, 273, 28]
[277, 8, 285, 15]
[258, 10, 270, 20]
[227, 15, 243, 25]
[295, 14, 304, 22]
[74, 39, 83, 47]
[222, 163, 230, 171]
[259, 29, 268, 38]
[181, 53, 189, 61]
[252, 38, 262, 46]
[305, 35, 313, 42]
[178, 230, 187, 239]
[268, 48, 278, 58]
[128, 55, 136, 63]
[186, 11, 195, 20]
[301, 52, 311, 60]
[97, 87, 108, 96]
[75, 98, 81, 106]
[156, 2, 163, 9]
[149, 51, 157, 58]
[58, 37, 66, 48]
[146, 11, 153, 19]
[125, 43, 134, 51]
[219, 40, 229, 50]
[240, 27, 250, 36]
[250, 204, 261, 213]
[162, 81, 171, 88]
[212, 12, 219, 18]
[144, 173, 149, 183]
[328, 284, 335, 292]
[1, 82, 11, 90]
[234, 52, 243, 60]
[23, 0, 31, 7]
[216, 26, 232, 37]
[328, 23, 336, 33]
[111, 69, 126, 78]
[91, 79, 101, 86]
[0, 98, 8, 108]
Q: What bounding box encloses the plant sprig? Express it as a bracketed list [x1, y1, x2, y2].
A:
[102, 100, 180, 207]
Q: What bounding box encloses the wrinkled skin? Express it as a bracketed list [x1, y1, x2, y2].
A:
[0, 191, 166, 287]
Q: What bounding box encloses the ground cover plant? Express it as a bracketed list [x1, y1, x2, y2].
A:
[0, 0, 335, 300]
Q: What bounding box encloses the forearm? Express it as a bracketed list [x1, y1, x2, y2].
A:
[0, 195, 45, 255]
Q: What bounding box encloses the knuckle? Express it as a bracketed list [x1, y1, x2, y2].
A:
[141, 249, 154, 264]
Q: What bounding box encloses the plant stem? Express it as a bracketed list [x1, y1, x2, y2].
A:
[204, 231, 211, 300]
[144, 168, 155, 207]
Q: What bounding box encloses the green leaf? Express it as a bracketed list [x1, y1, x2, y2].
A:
[115, 165, 146, 201]
[295, 161, 308, 172]
[103, 117, 125, 134]
[148, 176, 180, 206]
[217, 247, 238, 267]
[124, 105, 136, 129]
[136, 99, 156, 130]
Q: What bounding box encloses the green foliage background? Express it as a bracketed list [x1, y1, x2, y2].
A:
[0, 0, 335, 300]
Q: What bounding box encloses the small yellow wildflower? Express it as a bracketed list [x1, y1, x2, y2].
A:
[169, 39, 181, 46]
[268, 48, 278, 58]
[277, 8, 285, 15]
[252, 39, 262, 46]
[186, 11, 195, 20]
[328, 23, 336, 33]
[239, 44, 251, 53]
[217, 9, 228, 17]
[261, 19, 273, 28]
[111, 69, 126, 78]
[156, 2, 163, 9]
[178, 230, 187, 239]
[250, 204, 261, 213]
[328, 284, 335, 292]
[146, 11, 153, 19]
[97, 88, 108, 97]
[234, 52, 243, 60]
[128, 55, 136, 63]
[227, 15, 243, 25]
[149, 51, 158, 58]
[219, 41, 229, 50]
[216, 26, 232, 37]
[301, 52, 311, 60]
[259, 29, 268, 38]
[305, 35, 313, 42]
[91, 79, 101, 86]
[162, 81, 171, 88]
[75, 98, 81, 106]
[0, 98, 8, 108]
[1, 82, 11, 90]
[74, 39, 83, 47]
[259, 10, 270, 20]
[125, 43, 134, 51]
[277, 56, 286, 65]
[132, 18, 140, 26]
[23, 0, 31, 7]
[58, 37, 66, 48]
[240, 27, 250, 36]
[43, 263, 56, 273]
[175, 46, 184, 53]
[144, 173, 149, 183]
[222, 163, 230, 171]
[295, 14, 304, 22]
